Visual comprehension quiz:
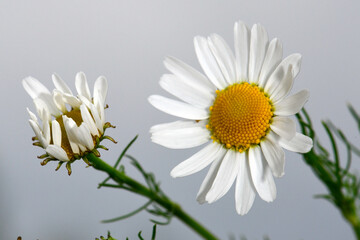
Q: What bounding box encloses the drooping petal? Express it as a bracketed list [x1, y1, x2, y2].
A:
[279, 132, 313, 153]
[260, 133, 285, 178]
[248, 146, 276, 202]
[258, 38, 283, 88]
[208, 34, 236, 85]
[194, 36, 227, 89]
[235, 153, 256, 215]
[151, 126, 210, 149]
[205, 150, 240, 203]
[46, 145, 69, 161]
[164, 56, 215, 92]
[171, 143, 222, 177]
[159, 74, 213, 108]
[75, 72, 91, 100]
[196, 147, 227, 204]
[51, 120, 62, 147]
[274, 90, 310, 115]
[270, 116, 296, 141]
[248, 24, 269, 84]
[234, 21, 250, 82]
[148, 95, 208, 120]
[52, 73, 73, 95]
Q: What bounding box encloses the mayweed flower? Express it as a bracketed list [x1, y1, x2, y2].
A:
[23, 72, 115, 175]
[149, 21, 313, 214]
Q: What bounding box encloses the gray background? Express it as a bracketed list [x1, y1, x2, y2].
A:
[1, 0, 360, 239]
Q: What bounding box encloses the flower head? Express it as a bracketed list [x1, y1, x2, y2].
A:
[149, 21, 313, 214]
[23, 72, 115, 175]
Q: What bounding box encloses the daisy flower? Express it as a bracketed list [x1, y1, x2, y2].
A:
[23, 72, 115, 175]
[149, 21, 313, 215]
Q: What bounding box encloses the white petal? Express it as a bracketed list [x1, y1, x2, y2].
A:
[51, 120, 62, 147]
[164, 56, 215, 92]
[70, 141, 80, 154]
[23, 77, 60, 116]
[88, 103, 103, 133]
[80, 104, 99, 136]
[234, 21, 250, 81]
[171, 143, 222, 178]
[33, 98, 51, 123]
[260, 133, 285, 178]
[151, 126, 210, 149]
[270, 116, 296, 141]
[159, 74, 213, 108]
[148, 95, 209, 120]
[208, 34, 236, 84]
[27, 108, 38, 122]
[150, 120, 204, 133]
[42, 117, 51, 145]
[265, 54, 302, 101]
[265, 64, 293, 100]
[279, 132, 313, 153]
[93, 76, 108, 106]
[248, 24, 269, 84]
[194, 36, 227, 89]
[75, 72, 91, 100]
[235, 153, 256, 215]
[196, 147, 227, 204]
[63, 116, 81, 154]
[22, 76, 51, 99]
[62, 93, 82, 109]
[281, 53, 302, 79]
[274, 90, 310, 116]
[248, 146, 276, 202]
[258, 38, 283, 88]
[29, 119, 48, 148]
[46, 145, 69, 161]
[52, 73, 73, 95]
[77, 123, 95, 150]
[205, 150, 240, 203]
[94, 91, 105, 127]
[53, 90, 67, 113]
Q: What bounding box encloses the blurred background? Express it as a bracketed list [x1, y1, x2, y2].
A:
[1, 0, 360, 239]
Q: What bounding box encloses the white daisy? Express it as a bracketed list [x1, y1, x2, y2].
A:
[149, 21, 313, 215]
[23, 72, 115, 175]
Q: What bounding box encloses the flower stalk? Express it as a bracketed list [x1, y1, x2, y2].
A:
[86, 153, 218, 240]
[297, 108, 360, 240]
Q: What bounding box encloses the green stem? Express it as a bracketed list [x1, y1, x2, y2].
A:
[87, 153, 218, 240]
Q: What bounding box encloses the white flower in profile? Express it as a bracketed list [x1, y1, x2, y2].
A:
[149, 21, 313, 214]
[23, 72, 115, 175]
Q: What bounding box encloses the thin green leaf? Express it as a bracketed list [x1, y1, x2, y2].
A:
[102, 200, 152, 223]
[151, 224, 157, 240]
[138, 231, 144, 240]
[114, 135, 138, 169]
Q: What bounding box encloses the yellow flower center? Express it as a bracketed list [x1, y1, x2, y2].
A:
[207, 82, 273, 152]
